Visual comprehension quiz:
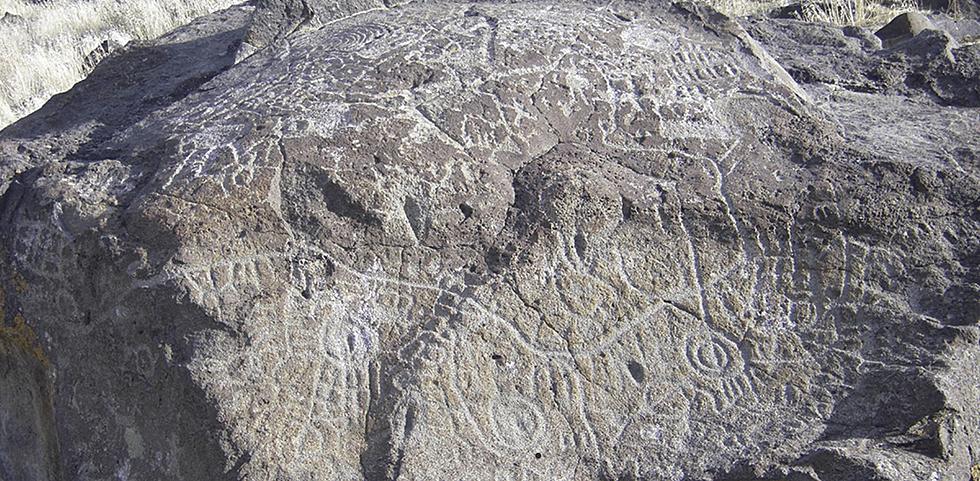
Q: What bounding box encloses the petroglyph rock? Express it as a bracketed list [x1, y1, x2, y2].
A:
[240, 0, 399, 55]
[1, 2, 978, 480]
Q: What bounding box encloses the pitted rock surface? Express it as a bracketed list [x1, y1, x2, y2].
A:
[1, 2, 978, 481]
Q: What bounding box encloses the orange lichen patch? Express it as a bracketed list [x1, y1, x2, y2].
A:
[0, 314, 50, 368]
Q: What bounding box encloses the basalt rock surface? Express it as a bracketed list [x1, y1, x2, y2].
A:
[0, 2, 978, 481]
[742, 14, 980, 107]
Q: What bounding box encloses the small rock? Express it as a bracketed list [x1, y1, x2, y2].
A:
[0, 12, 25, 25]
[894, 28, 958, 63]
[843, 25, 884, 50]
[769, 2, 806, 20]
[81, 39, 124, 73]
[876, 12, 935, 47]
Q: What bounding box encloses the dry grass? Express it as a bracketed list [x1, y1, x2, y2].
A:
[0, 0, 238, 129]
[703, 0, 922, 26]
[702, 0, 791, 17]
[802, 0, 920, 26]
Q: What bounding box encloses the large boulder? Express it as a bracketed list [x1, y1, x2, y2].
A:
[1, 1, 977, 480]
[741, 13, 980, 106]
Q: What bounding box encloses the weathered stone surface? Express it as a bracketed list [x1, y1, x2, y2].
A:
[240, 0, 391, 55]
[0, 2, 254, 182]
[80, 37, 126, 73]
[875, 12, 934, 47]
[742, 15, 980, 106]
[0, 316, 60, 481]
[0, 1, 978, 480]
[930, 13, 980, 43]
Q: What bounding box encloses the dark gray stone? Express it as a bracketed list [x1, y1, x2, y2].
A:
[80, 38, 125, 73]
[743, 14, 980, 106]
[0, 318, 60, 481]
[876, 11, 935, 47]
[930, 13, 980, 43]
[0, 3, 254, 193]
[0, 2, 977, 480]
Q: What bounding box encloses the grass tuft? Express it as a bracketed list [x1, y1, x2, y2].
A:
[802, 0, 920, 27]
[702, 0, 925, 26]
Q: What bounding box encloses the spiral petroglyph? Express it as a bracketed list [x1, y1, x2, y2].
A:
[322, 22, 393, 52]
[1, 1, 977, 480]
